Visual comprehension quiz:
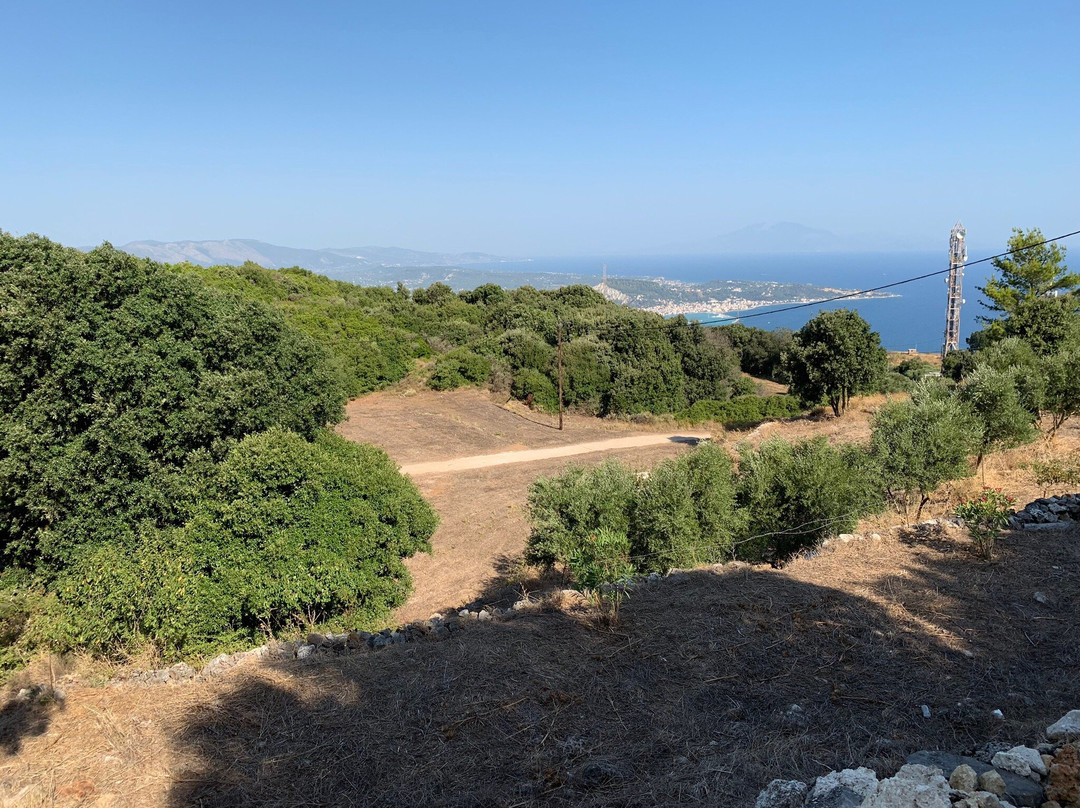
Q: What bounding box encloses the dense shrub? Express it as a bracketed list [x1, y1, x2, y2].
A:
[40, 429, 437, 657]
[870, 385, 979, 516]
[428, 348, 492, 390]
[630, 444, 740, 572]
[511, 368, 558, 412]
[718, 323, 793, 382]
[895, 357, 937, 381]
[735, 438, 882, 562]
[0, 235, 346, 571]
[677, 395, 803, 428]
[957, 364, 1038, 464]
[564, 528, 635, 592]
[783, 309, 888, 416]
[526, 461, 638, 567]
[872, 370, 915, 394]
[527, 447, 741, 575]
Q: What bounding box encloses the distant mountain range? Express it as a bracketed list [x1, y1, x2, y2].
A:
[120, 239, 515, 272]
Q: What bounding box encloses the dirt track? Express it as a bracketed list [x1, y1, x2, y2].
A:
[399, 432, 711, 476]
[338, 389, 709, 619]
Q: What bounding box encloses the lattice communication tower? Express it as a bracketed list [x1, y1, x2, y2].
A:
[942, 221, 966, 360]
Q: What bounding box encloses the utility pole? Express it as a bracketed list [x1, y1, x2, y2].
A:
[556, 320, 565, 431]
[942, 221, 966, 361]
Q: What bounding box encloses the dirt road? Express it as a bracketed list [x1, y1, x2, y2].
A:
[335, 389, 712, 618]
[399, 432, 711, 476]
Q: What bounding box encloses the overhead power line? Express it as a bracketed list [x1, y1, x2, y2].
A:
[631, 227, 1080, 331]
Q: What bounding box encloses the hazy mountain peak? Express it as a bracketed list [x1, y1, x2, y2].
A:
[119, 239, 512, 272]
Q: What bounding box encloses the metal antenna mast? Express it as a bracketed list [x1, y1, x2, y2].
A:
[942, 221, 966, 360]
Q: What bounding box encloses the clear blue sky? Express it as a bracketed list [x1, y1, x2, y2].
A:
[2, 1, 1076, 256]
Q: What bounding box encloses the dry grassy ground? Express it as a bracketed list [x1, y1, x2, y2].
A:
[1, 389, 1077, 807]
[1, 520, 1076, 807]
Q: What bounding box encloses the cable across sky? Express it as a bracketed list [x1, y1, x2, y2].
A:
[644, 227, 1080, 331]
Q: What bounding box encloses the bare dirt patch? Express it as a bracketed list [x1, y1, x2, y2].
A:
[336, 387, 650, 466]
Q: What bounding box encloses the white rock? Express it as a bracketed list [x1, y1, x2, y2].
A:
[991, 751, 1030, 778]
[296, 644, 316, 660]
[990, 709, 1004, 720]
[1005, 745, 1046, 776]
[864, 764, 950, 808]
[811, 767, 879, 800]
[1047, 709, 1080, 740]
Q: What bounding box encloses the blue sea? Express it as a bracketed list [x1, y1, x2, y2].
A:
[491, 252, 988, 353]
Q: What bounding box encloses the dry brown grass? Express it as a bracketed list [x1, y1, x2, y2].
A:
[2, 393, 1078, 807]
[2, 516, 1076, 807]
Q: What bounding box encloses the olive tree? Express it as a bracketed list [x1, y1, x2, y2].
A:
[870, 384, 979, 517]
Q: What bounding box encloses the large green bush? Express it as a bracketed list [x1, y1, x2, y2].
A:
[526, 461, 638, 567]
[0, 234, 346, 571]
[631, 444, 740, 572]
[41, 429, 437, 657]
[735, 437, 882, 561]
[428, 348, 492, 390]
[677, 395, 802, 428]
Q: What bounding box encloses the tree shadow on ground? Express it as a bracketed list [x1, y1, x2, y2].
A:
[0, 696, 60, 755]
[165, 528, 1079, 808]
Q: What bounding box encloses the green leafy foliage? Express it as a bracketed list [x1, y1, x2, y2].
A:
[978, 228, 1077, 354]
[0, 233, 439, 660]
[957, 364, 1039, 464]
[955, 488, 1015, 560]
[677, 395, 803, 428]
[870, 385, 979, 516]
[783, 309, 888, 416]
[718, 323, 793, 382]
[428, 348, 492, 390]
[1041, 336, 1080, 437]
[735, 438, 882, 561]
[895, 358, 937, 381]
[565, 528, 635, 592]
[631, 444, 741, 571]
[40, 429, 437, 657]
[0, 234, 346, 570]
[511, 368, 558, 412]
[526, 461, 638, 567]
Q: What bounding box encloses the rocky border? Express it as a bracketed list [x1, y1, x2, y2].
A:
[754, 710, 1080, 808]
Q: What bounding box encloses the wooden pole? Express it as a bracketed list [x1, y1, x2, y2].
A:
[557, 321, 564, 431]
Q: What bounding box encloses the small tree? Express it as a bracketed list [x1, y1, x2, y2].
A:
[958, 364, 1038, 466]
[1042, 336, 1080, 439]
[870, 386, 979, 518]
[783, 309, 887, 416]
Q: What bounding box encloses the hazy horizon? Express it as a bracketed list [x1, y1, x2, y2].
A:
[2, 2, 1076, 255]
